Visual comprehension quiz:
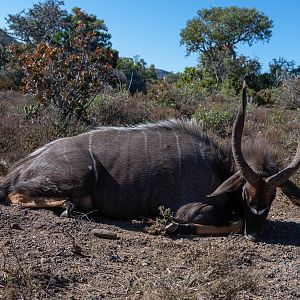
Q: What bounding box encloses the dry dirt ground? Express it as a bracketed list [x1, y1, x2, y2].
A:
[0, 192, 299, 300]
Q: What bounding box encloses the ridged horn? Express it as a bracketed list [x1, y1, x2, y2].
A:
[266, 137, 300, 187]
[232, 80, 265, 189]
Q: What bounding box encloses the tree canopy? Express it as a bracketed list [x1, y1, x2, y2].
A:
[6, 0, 112, 50]
[116, 56, 157, 93]
[8, 6, 115, 128]
[179, 7, 273, 92]
[6, 0, 68, 45]
[180, 6, 273, 56]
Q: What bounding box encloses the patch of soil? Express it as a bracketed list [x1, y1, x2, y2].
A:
[0, 192, 299, 299]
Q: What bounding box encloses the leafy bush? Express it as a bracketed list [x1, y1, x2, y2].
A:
[148, 83, 178, 109]
[193, 104, 236, 136]
[179, 66, 202, 84]
[9, 8, 114, 129]
[89, 88, 151, 125]
[251, 88, 274, 106]
[147, 82, 204, 117]
[0, 68, 22, 90]
[269, 109, 284, 125]
[0, 91, 88, 175]
[145, 206, 173, 236]
[177, 82, 205, 106]
[280, 74, 300, 109]
[89, 86, 184, 126]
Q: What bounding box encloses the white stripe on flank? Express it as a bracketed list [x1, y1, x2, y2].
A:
[173, 131, 182, 173]
[157, 131, 162, 148]
[89, 132, 98, 185]
[63, 146, 70, 164]
[141, 130, 150, 200]
[142, 130, 148, 153]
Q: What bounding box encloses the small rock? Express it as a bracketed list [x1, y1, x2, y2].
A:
[3, 240, 11, 246]
[91, 228, 119, 240]
[10, 223, 23, 230]
[40, 257, 49, 265]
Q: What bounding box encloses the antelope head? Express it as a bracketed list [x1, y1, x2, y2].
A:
[209, 81, 300, 241]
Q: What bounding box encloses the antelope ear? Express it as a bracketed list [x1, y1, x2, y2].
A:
[280, 180, 300, 206]
[207, 171, 245, 197]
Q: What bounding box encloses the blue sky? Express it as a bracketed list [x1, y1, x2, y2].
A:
[0, 0, 299, 73]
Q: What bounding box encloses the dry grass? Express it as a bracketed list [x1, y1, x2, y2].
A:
[0, 244, 63, 300]
[134, 242, 256, 300]
[0, 253, 71, 300]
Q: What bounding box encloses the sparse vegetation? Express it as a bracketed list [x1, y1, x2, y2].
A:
[136, 243, 257, 300]
[281, 74, 300, 109]
[145, 206, 173, 236]
[193, 104, 236, 137]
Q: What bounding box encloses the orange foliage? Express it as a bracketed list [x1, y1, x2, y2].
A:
[9, 18, 113, 127]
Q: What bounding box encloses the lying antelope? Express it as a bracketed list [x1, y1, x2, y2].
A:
[1, 82, 299, 240]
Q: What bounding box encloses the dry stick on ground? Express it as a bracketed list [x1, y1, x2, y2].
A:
[62, 231, 85, 257]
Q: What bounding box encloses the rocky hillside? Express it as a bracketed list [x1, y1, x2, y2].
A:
[0, 28, 18, 46]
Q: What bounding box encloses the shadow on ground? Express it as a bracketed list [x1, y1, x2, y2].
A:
[48, 207, 300, 246]
[262, 220, 300, 246]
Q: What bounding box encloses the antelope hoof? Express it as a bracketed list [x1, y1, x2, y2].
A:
[165, 221, 179, 233]
[60, 200, 75, 218]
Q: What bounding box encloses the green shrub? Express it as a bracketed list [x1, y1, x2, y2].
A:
[0, 68, 22, 90]
[269, 110, 284, 125]
[89, 89, 152, 125]
[251, 88, 274, 106]
[147, 82, 204, 117]
[145, 206, 173, 236]
[193, 104, 236, 137]
[281, 75, 300, 109]
[177, 82, 205, 106]
[147, 83, 178, 109]
[221, 77, 240, 97]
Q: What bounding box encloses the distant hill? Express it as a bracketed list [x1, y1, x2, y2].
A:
[0, 29, 18, 46]
[155, 68, 171, 79]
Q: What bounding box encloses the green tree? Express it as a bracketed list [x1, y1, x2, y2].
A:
[197, 50, 261, 94]
[0, 45, 7, 70]
[180, 67, 202, 84]
[269, 57, 300, 78]
[220, 55, 261, 93]
[146, 64, 158, 83]
[6, 1, 112, 51]
[116, 56, 157, 93]
[180, 6, 273, 57]
[180, 7, 273, 90]
[6, 0, 68, 46]
[55, 7, 112, 50]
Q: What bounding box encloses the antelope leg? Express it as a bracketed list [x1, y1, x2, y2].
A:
[166, 219, 244, 235]
[7, 193, 67, 208]
[60, 200, 75, 218]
